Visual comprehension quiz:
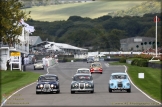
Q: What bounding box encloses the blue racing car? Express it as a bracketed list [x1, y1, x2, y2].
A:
[108, 72, 131, 93]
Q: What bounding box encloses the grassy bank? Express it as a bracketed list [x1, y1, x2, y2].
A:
[0, 70, 41, 102]
[109, 62, 161, 102]
[24, 1, 143, 21]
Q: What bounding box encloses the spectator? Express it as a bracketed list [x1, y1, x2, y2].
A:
[6, 59, 10, 70]
[42, 57, 46, 66]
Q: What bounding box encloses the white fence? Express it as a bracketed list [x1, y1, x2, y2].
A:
[74, 51, 161, 59]
[43, 58, 57, 67]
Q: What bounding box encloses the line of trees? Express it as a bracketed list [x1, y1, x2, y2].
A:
[0, 0, 30, 47]
[26, 13, 161, 51]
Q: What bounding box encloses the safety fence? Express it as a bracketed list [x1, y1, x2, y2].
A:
[43, 58, 58, 67]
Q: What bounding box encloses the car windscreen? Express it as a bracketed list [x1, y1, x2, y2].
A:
[39, 76, 57, 81]
[112, 75, 127, 79]
[73, 75, 92, 81]
[77, 70, 90, 73]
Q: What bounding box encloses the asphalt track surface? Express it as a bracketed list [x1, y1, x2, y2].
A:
[3, 61, 161, 106]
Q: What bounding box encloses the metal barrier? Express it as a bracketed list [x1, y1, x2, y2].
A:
[44, 58, 56, 67]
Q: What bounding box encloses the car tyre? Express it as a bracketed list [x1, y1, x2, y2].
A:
[100, 72, 102, 74]
[34, 67, 36, 70]
[109, 87, 112, 93]
[71, 91, 75, 94]
[42, 67, 44, 70]
[36, 91, 40, 94]
[56, 90, 60, 94]
[90, 90, 94, 93]
[127, 89, 131, 93]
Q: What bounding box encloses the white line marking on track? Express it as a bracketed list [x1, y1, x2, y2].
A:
[124, 65, 161, 105]
[1, 82, 36, 107]
[104, 63, 109, 67]
[1, 64, 57, 107]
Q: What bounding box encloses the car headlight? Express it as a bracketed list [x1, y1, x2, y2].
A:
[110, 83, 114, 86]
[75, 83, 78, 87]
[85, 83, 91, 87]
[72, 83, 78, 87]
[40, 84, 43, 88]
[127, 83, 130, 86]
[51, 84, 54, 87]
[85, 83, 89, 87]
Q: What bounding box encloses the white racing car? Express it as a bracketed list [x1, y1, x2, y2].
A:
[34, 61, 44, 70]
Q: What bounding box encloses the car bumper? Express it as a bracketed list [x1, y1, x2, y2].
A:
[110, 87, 130, 89]
[36, 88, 59, 92]
[71, 88, 94, 91]
[91, 70, 102, 73]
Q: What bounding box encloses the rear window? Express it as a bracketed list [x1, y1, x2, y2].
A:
[112, 75, 127, 79]
[39, 76, 58, 81]
[73, 75, 92, 81]
[92, 63, 101, 67]
[77, 70, 90, 73]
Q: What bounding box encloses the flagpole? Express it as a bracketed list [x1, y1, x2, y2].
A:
[155, 15, 157, 57]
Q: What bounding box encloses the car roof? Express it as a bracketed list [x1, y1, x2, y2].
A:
[40, 74, 58, 77]
[77, 68, 90, 70]
[74, 73, 92, 76]
[111, 72, 127, 75]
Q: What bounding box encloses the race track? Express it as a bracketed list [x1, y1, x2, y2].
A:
[3, 61, 160, 106]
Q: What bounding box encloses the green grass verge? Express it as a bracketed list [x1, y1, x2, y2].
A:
[109, 62, 162, 102]
[0, 70, 41, 102]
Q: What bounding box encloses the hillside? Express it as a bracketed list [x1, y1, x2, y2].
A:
[108, 0, 161, 17]
[23, 1, 144, 21]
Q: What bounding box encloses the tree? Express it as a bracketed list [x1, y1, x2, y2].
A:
[0, 0, 30, 46]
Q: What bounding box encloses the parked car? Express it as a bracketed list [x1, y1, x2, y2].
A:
[87, 58, 94, 63]
[90, 62, 103, 74]
[34, 61, 44, 70]
[108, 72, 131, 93]
[99, 57, 104, 61]
[71, 74, 94, 94]
[36, 74, 60, 94]
[76, 68, 91, 74]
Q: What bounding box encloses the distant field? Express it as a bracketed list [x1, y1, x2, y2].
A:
[24, 1, 144, 21]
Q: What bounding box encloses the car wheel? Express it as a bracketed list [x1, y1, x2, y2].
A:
[90, 90, 94, 93]
[100, 72, 102, 74]
[71, 91, 75, 94]
[127, 89, 131, 93]
[56, 90, 60, 94]
[91, 72, 93, 74]
[36, 92, 40, 94]
[109, 87, 112, 93]
[34, 67, 36, 70]
[42, 67, 44, 70]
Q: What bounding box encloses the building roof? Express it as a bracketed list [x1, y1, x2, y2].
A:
[33, 41, 88, 51]
[29, 36, 42, 45]
[55, 42, 88, 50]
[120, 37, 154, 43]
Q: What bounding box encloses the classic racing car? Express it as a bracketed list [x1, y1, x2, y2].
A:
[36, 74, 60, 94]
[108, 72, 131, 93]
[34, 61, 44, 70]
[76, 68, 91, 74]
[71, 73, 94, 94]
[90, 62, 103, 74]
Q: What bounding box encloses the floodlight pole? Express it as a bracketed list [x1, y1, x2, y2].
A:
[155, 16, 157, 57]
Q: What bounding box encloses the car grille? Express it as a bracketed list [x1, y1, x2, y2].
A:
[44, 84, 50, 89]
[80, 83, 84, 89]
[118, 82, 122, 87]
